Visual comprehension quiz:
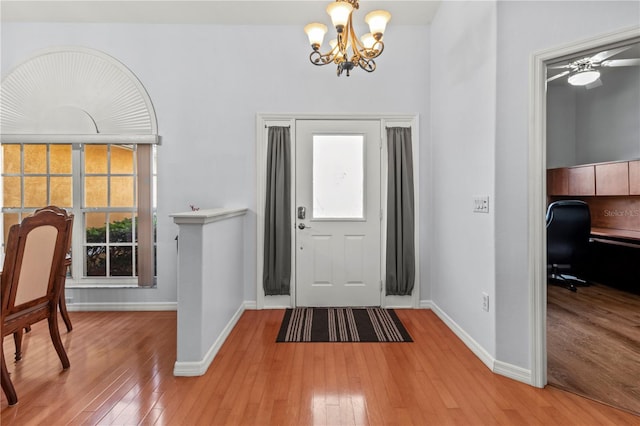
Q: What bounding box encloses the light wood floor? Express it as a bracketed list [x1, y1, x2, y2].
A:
[2, 309, 640, 425]
[547, 282, 640, 416]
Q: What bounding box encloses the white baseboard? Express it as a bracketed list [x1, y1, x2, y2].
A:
[429, 301, 532, 385]
[494, 360, 532, 385]
[67, 302, 177, 311]
[384, 295, 417, 309]
[173, 302, 246, 376]
[419, 299, 433, 309]
[430, 302, 495, 371]
[243, 300, 257, 310]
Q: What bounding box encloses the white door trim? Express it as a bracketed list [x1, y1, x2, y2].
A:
[256, 113, 419, 310]
[528, 27, 640, 388]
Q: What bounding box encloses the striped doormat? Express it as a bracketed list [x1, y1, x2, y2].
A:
[276, 307, 413, 342]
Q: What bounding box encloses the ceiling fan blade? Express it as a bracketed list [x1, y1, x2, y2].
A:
[590, 45, 633, 63]
[548, 64, 572, 70]
[546, 70, 570, 82]
[601, 58, 640, 67]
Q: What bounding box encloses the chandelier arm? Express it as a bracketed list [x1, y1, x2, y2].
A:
[309, 50, 334, 66]
[358, 58, 376, 73]
[305, 0, 387, 76]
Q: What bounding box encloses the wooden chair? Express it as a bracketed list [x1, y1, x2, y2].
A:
[13, 206, 74, 362]
[1, 207, 73, 406]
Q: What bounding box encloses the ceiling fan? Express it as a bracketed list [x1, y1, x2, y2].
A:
[547, 45, 640, 87]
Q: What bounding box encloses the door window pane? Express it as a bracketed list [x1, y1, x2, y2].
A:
[313, 135, 364, 219]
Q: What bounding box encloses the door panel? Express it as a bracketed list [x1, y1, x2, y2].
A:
[295, 120, 381, 307]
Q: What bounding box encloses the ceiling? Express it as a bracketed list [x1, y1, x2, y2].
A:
[0, 0, 441, 25]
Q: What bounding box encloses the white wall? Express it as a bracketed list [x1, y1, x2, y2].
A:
[495, 1, 639, 369]
[547, 85, 577, 168]
[430, 1, 497, 356]
[576, 66, 640, 164]
[0, 23, 430, 306]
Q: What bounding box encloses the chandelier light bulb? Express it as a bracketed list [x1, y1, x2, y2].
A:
[326, 2, 353, 33]
[568, 70, 600, 86]
[361, 33, 376, 49]
[365, 10, 391, 39]
[304, 23, 328, 49]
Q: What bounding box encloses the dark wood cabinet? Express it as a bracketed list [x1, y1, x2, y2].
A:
[547, 168, 568, 196]
[630, 160, 640, 195]
[568, 165, 595, 196]
[595, 162, 629, 196]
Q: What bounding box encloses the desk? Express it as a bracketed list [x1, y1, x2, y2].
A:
[591, 227, 640, 243]
[588, 228, 640, 294]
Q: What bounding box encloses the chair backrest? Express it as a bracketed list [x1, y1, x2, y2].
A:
[546, 200, 591, 266]
[1, 207, 73, 318]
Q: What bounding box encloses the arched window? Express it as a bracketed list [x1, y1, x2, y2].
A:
[1, 46, 159, 287]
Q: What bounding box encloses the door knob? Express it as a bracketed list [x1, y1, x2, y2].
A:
[298, 223, 311, 230]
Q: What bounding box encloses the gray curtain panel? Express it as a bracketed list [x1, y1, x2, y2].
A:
[386, 127, 415, 296]
[263, 126, 292, 295]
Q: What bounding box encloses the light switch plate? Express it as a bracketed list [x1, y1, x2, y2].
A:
[473, 196, 490, 213]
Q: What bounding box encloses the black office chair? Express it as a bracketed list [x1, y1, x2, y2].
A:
[546, 200, 591, 292]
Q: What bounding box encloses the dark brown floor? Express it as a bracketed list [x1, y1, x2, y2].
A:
[547, 282, 640, 416]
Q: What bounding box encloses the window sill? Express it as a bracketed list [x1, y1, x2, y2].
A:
[66, 278, 156, 289]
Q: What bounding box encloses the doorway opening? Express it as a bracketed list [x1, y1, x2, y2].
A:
[530, 27, 640, 414]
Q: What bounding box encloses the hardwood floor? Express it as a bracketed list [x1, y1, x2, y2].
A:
[547, 282, 640, 416]
[2, 309, 639, 425]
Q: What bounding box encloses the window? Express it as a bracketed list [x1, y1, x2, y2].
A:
[1, 141, 156, 287]
[312, 134, 364, 219]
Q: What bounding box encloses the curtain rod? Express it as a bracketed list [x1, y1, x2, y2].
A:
[264, 125, 291, 128]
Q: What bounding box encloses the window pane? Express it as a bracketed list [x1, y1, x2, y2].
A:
[50, 145, 72, 174]
[3, 176, 22, 207]
[24, 145, 47, 174]
[24, 176, 47, 207]
[86, 246, 106, 276]
[110, 246, 133, 276]
[2, 145, 21, 174]
[50, 176, 72, 207]
[111, 146, 134, 174]
[313, 135, 364, 219]
[85, 176, 108, 207]
[110, 214, 133, 243]
[3, 213, 19, 247]
[85, 145, 108, 174]
[86, 212, 107, 243]
[110, 176, 134, 207]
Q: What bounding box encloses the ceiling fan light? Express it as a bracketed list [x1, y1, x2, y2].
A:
[568, 70, 600, 86]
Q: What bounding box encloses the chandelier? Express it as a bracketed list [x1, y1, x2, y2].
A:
[304, 0, 391, 77]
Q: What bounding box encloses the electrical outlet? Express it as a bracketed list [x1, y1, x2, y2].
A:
[473, 196, 490, 213]
[482, 292, 489, 312]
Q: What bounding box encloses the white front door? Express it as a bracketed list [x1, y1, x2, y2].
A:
[295, 120, 382, 307]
